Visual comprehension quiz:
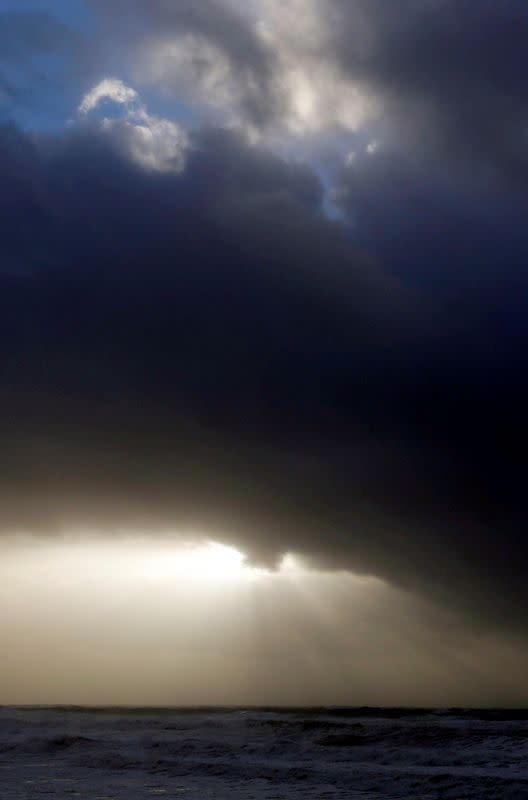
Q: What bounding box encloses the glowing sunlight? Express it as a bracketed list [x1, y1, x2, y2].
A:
[141, 541, 256, 584]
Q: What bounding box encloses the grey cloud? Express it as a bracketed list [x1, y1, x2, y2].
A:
[331, 0, 528, 186]
[88, 0, 281, 128]
[84, 0, 528, 182]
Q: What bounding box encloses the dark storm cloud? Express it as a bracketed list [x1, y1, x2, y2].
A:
[2, 0, 528, 635]
[0, 121, 411, 532]
[1, 116, 527, 634]
[322, 1, 528, 627]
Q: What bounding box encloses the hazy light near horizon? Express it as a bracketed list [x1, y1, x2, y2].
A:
[2, 534, 528, 707]
[1, 535, 280, 598]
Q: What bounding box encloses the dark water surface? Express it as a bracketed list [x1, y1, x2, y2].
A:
[1, 706, 528, 798]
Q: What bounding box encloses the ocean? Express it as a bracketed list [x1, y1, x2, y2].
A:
[1, 705, 527, 798]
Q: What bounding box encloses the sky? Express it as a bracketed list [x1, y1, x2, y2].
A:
[1, 0, 528, 706]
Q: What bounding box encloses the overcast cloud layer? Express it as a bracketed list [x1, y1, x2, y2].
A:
[2, 0, 528, 642]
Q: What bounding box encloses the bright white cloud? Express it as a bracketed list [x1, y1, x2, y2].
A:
[144, 33, 239, 114]
[78, 78, 187, 173]
[78, 78, 139, 114]
[254, 0, 375, 138]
